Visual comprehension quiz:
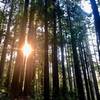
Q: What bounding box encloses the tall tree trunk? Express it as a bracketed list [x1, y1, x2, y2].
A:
[90, 0, 100, 59]
[83, 46, 96, 100]
[11, 0, 29, 97]
[66, 45, 73, 91]
[90, 0, 100, 39]
[44, 0, 49, 100]
[52, 0, 59, 99]
[5, 21, 17, 89]
[78, 41, 91, 100]
[24, 0, 36, 96]
[57, 4, 68, 99]
[85, 41, 100, 100]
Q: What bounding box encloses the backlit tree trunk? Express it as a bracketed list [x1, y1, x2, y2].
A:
[11, 0, 29, 97]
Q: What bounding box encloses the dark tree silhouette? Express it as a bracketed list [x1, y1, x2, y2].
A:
[44, 0, 49, 100]
[52, 0, 59, 99]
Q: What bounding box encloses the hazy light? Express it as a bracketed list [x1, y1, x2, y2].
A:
[81, 0, 92, 14]
[22, 41, 32, 57]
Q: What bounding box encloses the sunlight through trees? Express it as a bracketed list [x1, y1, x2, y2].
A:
[0, 0, 100, 100]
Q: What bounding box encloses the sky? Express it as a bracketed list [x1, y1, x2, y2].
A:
[0, 1, 4, 10]
[81, 0, 100, 62]
[81, 0, 92, 14]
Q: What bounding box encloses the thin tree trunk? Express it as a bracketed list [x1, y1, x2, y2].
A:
[44, 0, 49, 100]
[85, 42, 100, 100]
[90, 0, 100, 60]
[83, 45, 96, 100]
[24, 0, 36, 96]
[57, 3, 68, 99]
[52, 0, 59, 99]
[5, 22, 17, 88]
[78, 41, 91, 100]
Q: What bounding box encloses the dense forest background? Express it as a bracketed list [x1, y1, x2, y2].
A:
[0, 0, 100, 100]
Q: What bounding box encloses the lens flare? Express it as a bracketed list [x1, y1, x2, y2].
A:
[22, 41, 32, 57]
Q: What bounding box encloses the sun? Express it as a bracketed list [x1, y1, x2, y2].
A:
[22, 41, 32, 57]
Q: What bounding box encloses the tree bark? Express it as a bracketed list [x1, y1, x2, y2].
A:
[57, 3, 68, 99]
[90, 0, 100, 59]
[52, 0, 59, 99]
[44, 0, 49, 100]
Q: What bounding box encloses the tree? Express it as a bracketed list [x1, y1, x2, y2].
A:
[52, 0, 59, 99]
[90, 0, 100, 59]
[44, 0, 49, 100]
[11, 0, 29, 97]
[66, 1, 86, 100]
[57, 2, 68, 99]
